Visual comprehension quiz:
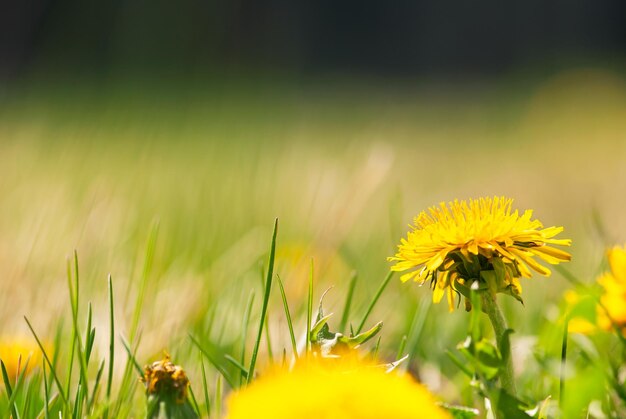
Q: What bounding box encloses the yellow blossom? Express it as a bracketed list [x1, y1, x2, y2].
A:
[597, 245, 626, 332]
[0, 338, 42, 380]
[389, 197, 571, 310]
[226, 358, 451, 419]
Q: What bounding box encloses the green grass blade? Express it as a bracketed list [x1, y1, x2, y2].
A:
[264, 313, 274, 365]
[7, 356, 32, 419]
[89, 359, 105, 413]
[130, 221, 159, 343]
[396, 335, 408, 360]
[200, 356, 210, 417]
[554, 265, 584, 287]
[446, 350, 473, 378]
[105, 274, 115, 419]
[239, 290, 255, 385]
[119, 337, 143, 376]
[1, 359, 18, 419]
[404, 301, 430, 371]
[306, 259, 314, 355]
[247, 218, 278, 384]
[188, 335, 236, 389]
[187, 385, 201, 417]
[357, 270, 393, 334]
[50, 321, 63, 395]
[85, 303, 94, 362]
[65, 257, 76, 401]
[339, 271, 357, 333]
[72, 382, 82, 419]
[24, 316, 68, 406]
[114, 334, 143, 417]
[214, 375, 222, 419]
[224, 355, 249, 379]
[277, 277, 298, 360]
[43, 361, 50, 419]
[69, 252, 90, 411]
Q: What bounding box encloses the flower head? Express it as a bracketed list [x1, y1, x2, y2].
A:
[389, 197, 571, 310]
[597, 245, 626, 332]
[142, 354, 190, 404]
[226, 357, 450, 419]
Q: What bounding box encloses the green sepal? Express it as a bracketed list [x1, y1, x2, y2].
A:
[481, 270, 498, 297]
[502, 285, 524, 305]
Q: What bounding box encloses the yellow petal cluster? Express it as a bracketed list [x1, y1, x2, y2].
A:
[226, 358, 450, 419]
[389, 197, 571, 310]
[597, 245, 626, 332]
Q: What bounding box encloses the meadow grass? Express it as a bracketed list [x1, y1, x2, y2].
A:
[1, 73, 626, 417]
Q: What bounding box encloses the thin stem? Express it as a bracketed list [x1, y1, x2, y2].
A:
[482, 292, 517, 396]
[559, 317, 569, 410]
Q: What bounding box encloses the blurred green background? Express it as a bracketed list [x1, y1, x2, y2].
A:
[1, 0, 626, 407]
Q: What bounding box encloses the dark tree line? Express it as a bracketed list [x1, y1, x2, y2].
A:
[1, 0, 625, 79]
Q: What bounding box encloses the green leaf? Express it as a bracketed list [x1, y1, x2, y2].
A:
[441, 404, 480, 418]
[338, 322, 383, 347]
[310, 313, 335, 341]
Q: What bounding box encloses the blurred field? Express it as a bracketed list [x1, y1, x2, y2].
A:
[1, 68, 626, 410]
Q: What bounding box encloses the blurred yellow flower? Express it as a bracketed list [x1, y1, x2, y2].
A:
[564, 290, 596, 334]
[0, 338, 42, 380]
[389, 196, 571, 310]
[597, 245, 626, 332]
[226, 358, 450, 419]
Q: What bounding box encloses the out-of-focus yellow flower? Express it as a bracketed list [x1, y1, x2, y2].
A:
[0, 338, 42, 380]
[564, 290, 596, 334]
[226, 357, 451, 419]
[142, 354, 190, 404]
[389, 197, 571, 310]
[597, 246, 626, 332]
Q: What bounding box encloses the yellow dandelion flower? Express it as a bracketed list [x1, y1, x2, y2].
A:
[389, 196, 571, 310]
[0, 338, 43, 380]
[597, 245, 626, 332]
[226, 358, 451, 419]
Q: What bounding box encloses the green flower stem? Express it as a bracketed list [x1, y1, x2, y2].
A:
[482, 292, 517, 397]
